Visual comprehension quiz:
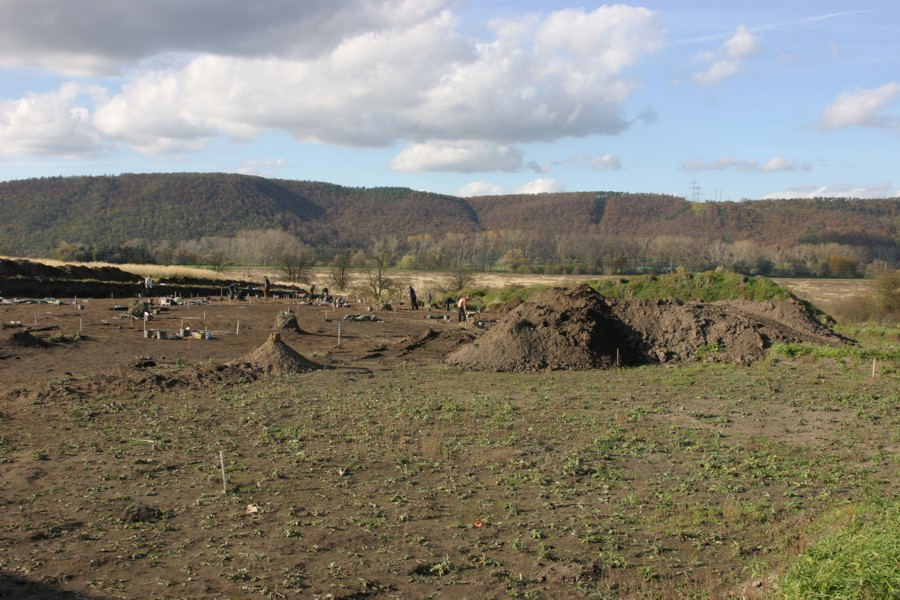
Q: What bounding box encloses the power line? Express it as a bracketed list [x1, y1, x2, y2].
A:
[689, 180, 702, 202]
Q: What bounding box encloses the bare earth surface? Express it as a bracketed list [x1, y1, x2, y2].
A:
[0, 272, 895, 599]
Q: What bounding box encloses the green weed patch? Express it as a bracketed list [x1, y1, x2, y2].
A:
[779, 500, 900, 599]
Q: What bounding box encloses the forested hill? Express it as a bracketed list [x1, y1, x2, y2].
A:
[0, 173, 897, 259]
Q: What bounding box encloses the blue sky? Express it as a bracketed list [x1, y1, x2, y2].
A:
[0, 0, 897, 200]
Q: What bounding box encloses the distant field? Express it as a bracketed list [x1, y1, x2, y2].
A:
[773, 278, 872, 315]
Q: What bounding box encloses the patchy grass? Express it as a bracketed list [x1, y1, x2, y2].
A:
[770, 342, 900, 363]
[589, 271, 795, 303]
[2, 357, 896, 598]
[473, 271, 798, 311]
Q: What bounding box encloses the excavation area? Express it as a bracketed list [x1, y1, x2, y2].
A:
[0, 270, 895, 599]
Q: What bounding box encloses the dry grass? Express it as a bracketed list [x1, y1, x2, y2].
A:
[773, 278, 873, 316]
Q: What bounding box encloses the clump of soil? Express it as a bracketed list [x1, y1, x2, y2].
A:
[446, 285, 624, 372]
[232, 333, 322, 374]
[121, 504, 167, 525]
[274, 311, 305, 333]
[3, 330, 48, 348]
[447, 285, 847, 372]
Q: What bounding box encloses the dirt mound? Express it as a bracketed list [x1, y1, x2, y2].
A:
[232, 333, 323, 374]
[607, 299, 768, 365]
[447, 285, 847, 372]
[718, 298, 845, 343]
[607, 298, 847, 365]
[2, 329, 48, 348]
[0, 258, 136, 281]
[274, 311, 305, 333]
[446, 285, 623, 372]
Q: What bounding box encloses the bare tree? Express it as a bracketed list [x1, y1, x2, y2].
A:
[277, 244, 314, 283]
[446, 261, 476, 292]
[360, 237, 397, 301]
[553, 232, 571, 263]
[329, 249, 354, 291]
[235, 229, 298, 266]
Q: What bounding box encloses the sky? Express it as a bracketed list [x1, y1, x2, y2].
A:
[0, 0, 898, 200]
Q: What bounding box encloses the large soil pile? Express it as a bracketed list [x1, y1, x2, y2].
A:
[446, 285, 626, 372]
[447, 285, 847, 372]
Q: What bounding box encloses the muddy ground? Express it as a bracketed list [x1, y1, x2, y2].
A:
[2, 281, 845, 392]
[1, 266, 893, 599]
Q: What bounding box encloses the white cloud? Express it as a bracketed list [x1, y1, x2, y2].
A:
[390, 141, 525, 173]
[0, 83, 106, 156]
[818, 82, 900, 133]
[236, 158, 289, 176]
[764, 181, 895, 199]
[0, 3, 665, 167]
[761, 157, 811, 172]
[691, 24, 758, 85]
[561, 153, 622, 170]
[722, 25, 758, 59]
[515, 178, 565, 194]
[691, 60, 740, 85]
[456, 181, 504, 197]
[682, 156, 810, 172]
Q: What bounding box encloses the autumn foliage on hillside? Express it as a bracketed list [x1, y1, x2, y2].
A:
[0, 173, 896, 277]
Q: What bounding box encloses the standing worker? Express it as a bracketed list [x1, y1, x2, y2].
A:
[144, 276, 153, 296]
[457, 294, 469, 322]
[263, 276, 271, 298]
[408, 286, 418, 310]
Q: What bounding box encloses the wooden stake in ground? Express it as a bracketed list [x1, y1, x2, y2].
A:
[220, 450, 227, 494]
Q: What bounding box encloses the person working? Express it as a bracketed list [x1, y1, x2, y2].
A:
[457, 294, 469, 322]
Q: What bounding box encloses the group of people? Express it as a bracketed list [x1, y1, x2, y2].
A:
[218, 279, 470, 321]
[408, 285, 471, 322]
[226, 276, 271, 300]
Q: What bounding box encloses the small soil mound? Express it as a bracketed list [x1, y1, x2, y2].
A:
[446, 285, 623, 372]
[274, 311, 305, 333]
[233, 333, 323, 374]
[121, 504, 167, 525]
[3, 330, 48, 348]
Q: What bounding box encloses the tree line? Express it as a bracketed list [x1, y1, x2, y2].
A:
[50, 227, 894, 284]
